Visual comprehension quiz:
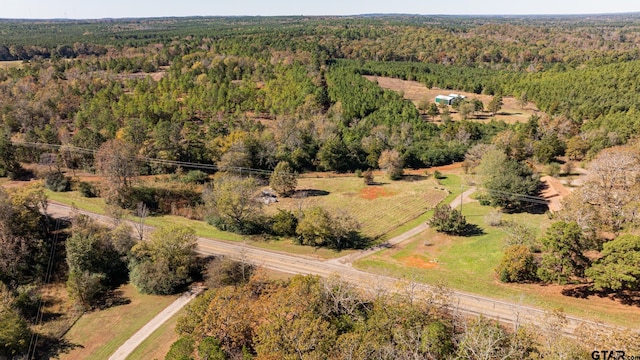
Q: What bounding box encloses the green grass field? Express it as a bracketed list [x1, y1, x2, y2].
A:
[60, 284, 179, 360]
[355, 201, 640, 327]
[266, 175, 448, 239]
[126, 308, 185, 360]
[381, 174, 463, 240]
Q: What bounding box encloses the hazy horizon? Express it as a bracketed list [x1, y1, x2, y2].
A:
[2, 0, 638, 20]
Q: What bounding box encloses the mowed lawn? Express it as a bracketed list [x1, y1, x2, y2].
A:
[126, 308, 185, 360]
[266, 175, 448, 239]
[60, 284, 179, 360]
[355, 201, 640, 327]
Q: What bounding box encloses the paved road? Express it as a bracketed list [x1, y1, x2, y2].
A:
[108, 287, 204, 360]
[46, 201, 625, 339]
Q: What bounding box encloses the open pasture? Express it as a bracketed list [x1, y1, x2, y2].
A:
[365, 75, 541, 124]
[265, 174, 448, 239]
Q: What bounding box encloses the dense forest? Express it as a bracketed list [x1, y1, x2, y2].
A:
[2, 14, 640, 175]
[3, 14, 640, 358]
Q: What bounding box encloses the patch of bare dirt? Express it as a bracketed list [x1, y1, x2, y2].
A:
[360, 186, 395, 200]
[404, 255, 438, 269]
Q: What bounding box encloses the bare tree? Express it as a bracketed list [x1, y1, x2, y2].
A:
[105, 203, 126, 226]
[94, 139, 140, 206]
[321, 275, 364, 318]
[133, 202, 149, 241]
[456, 317, 535, 360]
[538, 310, 589, 358]
[378, 149, 404, 180]
[579, 147, 640, 233]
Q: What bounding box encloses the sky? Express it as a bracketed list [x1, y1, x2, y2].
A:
[1, 0, 639, 19]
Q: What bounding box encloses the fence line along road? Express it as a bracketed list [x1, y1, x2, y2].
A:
[46, 202, 629, 338]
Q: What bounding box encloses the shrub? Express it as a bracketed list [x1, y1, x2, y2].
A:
[355, 169, 363, 178]
[429, 204, 471, 235]
[476, 193, 492, 206]
[363, 169, 375, 185]
[496, 245, 538, 283]
[433, 170, 445, 179]
[271, 209, 298, 237]
[78, 181, 98, 198]
[546, 163, 561, 177]
[165, 336, 195, 360]
[205, 257, 255, 288]
[296, 207, 366, 249]
[126, 185, 202, 214]
[181, 170, 209, 184]
[43, 171, 71, 192]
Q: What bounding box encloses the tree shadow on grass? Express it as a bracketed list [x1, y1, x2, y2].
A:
[97, 288, 131, 310]
[463, 223, 485, 236]
[401, 174, 430, 182]
[499, 202, 549, 215]
[561, 284, 594, 299]
[36, 335, 83, 359]
[324, 232, 373, 251]
[561, 285, 640, 307]
[293, 189, 330, 198]
[364, 181, 390, 186]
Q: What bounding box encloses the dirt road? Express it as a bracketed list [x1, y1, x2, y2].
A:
[46, 201, 626, 342]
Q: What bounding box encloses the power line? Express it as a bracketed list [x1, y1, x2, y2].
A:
[27, 217, 61, 360]
[13, 141, 551, 206]
[480, 188, 549, 205]
[11, 140, 274, 176]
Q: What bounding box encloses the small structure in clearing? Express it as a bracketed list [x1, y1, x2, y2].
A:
[435, 93, 466, 105]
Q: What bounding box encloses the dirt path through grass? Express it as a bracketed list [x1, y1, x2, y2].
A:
[331, 187, 476, 265]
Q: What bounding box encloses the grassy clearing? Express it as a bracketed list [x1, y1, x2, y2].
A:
[143, 215, 243, 242]
[45, 190, 109, 214]
[126, 308, 184, 360]
[365, 75, 540, 124]
[60, 284, 179, 360]
[382, 174, 462, 240]
[0, 60, 23, 69]
[355, 201, 640, 327]
[265, 175, 448, 239]
[45, 173, 449, 259]
[35, 284, 84, 344]
[44, 188, 241, 242]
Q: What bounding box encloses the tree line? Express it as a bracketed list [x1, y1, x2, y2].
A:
[166, 272, 639, 359]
